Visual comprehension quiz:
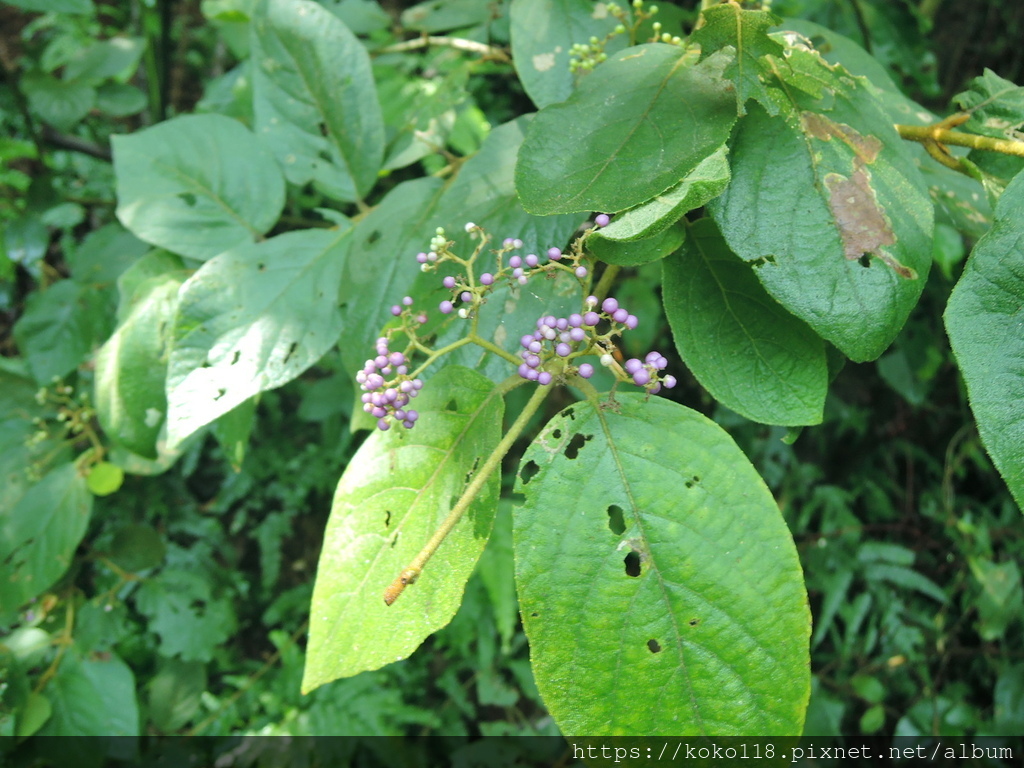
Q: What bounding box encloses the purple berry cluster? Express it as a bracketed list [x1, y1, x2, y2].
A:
[357, 336, 422, 431]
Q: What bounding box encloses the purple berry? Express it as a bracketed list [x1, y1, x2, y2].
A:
[389, 352, 405, 366]
[547, 247, 562, 260]
[416, 252, 428, 263]
[407, 410, 419, 422]
[602, 297, 618, 313]
[443, 276, 456, 289]
[525, 368, 539, 381]
[624, 358, 643, 374]
[513, 267, 524, 278]
[583, 311, 600, 327]
[390, 305, 401, 316]
[537, 371, 553, 385]
[646, 351, 662, 364]
[664, 375, 677, 389]
[372, 406, 387, 418]
[556, 343, 571, 357]
[439, 300, 454, 314]
[575, 266, 588, 278]
[612, 308, 629, 323]
[624, 314, 638, 330]
[520, 334, 534, 349]
[378, 419, 390, 431]
[416, 313, 427, 324]
[633, 369, 651, 386]
[578, 363, 594, 378]
[569, 327, 586, 342]
[595, 213, 611, 227]
[525, 254, 539, 267]
[461, 291, 472, 302]
[375, 355, 388, 368]
[480, 273, 494, 285]
[529, 340, 543, 353]
[509, 255, 522, 268]
[402, 296, 413, 306]
[525, 354, 541, 368]
[503, 237, 515, 247]
[568, 313, 583, 327]
[518, 363, 531, 379]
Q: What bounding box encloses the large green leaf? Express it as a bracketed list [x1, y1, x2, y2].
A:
[945, 171, 1024, 512]
[20, 72, 95, 131]
[165, 227, 350, 448]
[953, 69, 1024, 141]
[689, 2, 784, 115]
[663, 218, 826, 426]
[516, 44, 737, 215]
[94, 255, 186, 459]
[0, 463, 93, 624]
[251, 0, 384, 202]
[709, 47, 933, 362]
[514, 395, 810, 735]
[303, 366, 503, 690]
[510, 0, 625, 109]
[13, 279, 109, 384]
[38, 649, 138, 736]
[113, 113, 285, 260]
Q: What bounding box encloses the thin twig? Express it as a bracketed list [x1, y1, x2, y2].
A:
[375, 34, 510, 63]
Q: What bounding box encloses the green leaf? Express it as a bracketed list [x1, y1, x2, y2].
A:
[303, 366, 504, 691]
[689, 2, 784, 115]
[15, 692, 51, 738]
[510, 0, 625, 109]
[324, 0, 392, 35]
[994, 663, 1024, 735]
[63, 37, 145, 84]
[86, 461, 124, 496]
[945, 171, 1024, 511]
[663, 218, 827, 426]
[212, 396, 257, 471]
[67, 222, 150, 287]
[953, 69, 1024, 141]
[251, 0, 384, 202]
[968, 558, 1023, 641]
[587, 220, 685, 267]
[516, 44, 738, 214]
[148, 659, 207, 733]
[514, 395, 810, 735]
[109, 524, 166, 573]
[113, 114, 285, 260]
[0, 463, 93, 624]
[3, 0, 93, 12]
[13, 280, 108, 384]
[166, 227, 350, 449]
[95, 82, 147, 116]
[592, 145, 730, 242]
[39, 650, 139, 736]
[709, 48, 933, 362]
[20, 72, 95, 131]
[135, 569, 236, 661]
[94, 260, 185, 458]
[862, 563, 947, 604]
[401, 0, 494, 33]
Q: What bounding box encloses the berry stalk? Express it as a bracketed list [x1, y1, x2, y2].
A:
[384, 378, 552, 605]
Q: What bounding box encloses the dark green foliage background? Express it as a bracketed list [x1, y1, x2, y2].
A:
[1, 0, 1023, 758]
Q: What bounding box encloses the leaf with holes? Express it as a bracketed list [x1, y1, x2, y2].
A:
[510, 0, 627, 110]
[514, 395, 810, 735]
[251, 0, 384, 202]
[303, 366, 503, 691]
[165, 227, 351, 449]
[709, 47, 933, 362]
[113, 114, 285, 261]
[945, 170, 1024, 512]
[515, 44, 738, 215]
[663, 218, 826, 426]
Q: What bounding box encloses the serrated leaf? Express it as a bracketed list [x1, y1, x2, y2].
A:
[0, 463, 93, 624]
[709, 48, 933, 362]
[166, 227, 350, 448]
[135, 569, 236, 661]
[94, 261, 185, 458]
[514, 395, 810, 735]
[39, 650, 138, 736]
[13, 279, 109, 384]
[303, 366, 504, 691]
[510, 0, 626, 109]
[663, 218, 826, 426]
[587, 220, 685, 267]
[690, 2, 784, 115]
[954, 68, 1024, 140]
[945, 171, 1024, 512]
[113, 114, 285, 260]
[593, 145, 730, 243]
[251, 0, 384, 202]
[516, 44, 738, 214]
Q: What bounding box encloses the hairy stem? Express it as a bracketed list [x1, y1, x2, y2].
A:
[896, 119, 1024, 164]
[384, 380, 549, 605]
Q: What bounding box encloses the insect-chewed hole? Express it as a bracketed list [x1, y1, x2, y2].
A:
[624, 551, 641, 577]
[390, 533, 399, 548]
[689, 618, 700, 627]
[564, 407, 575, 421]
[647, 639, 662, 654]
[684, 475, 701, 489]
[178, 191, 197, 207]
[552, 428, 562, 439]
[858, 253, 871, 268]
[230, 350, 241, 365]
[606, 504, 626, 535]
[564, 433, 592, 460]
[214, 388, 227, 401]
[445, 398, 458, 411]
[520, 460, 540, 485]
[464, 456, 480, 486]
[384, 510, 392, 528]
[531, 612, 539, 617]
